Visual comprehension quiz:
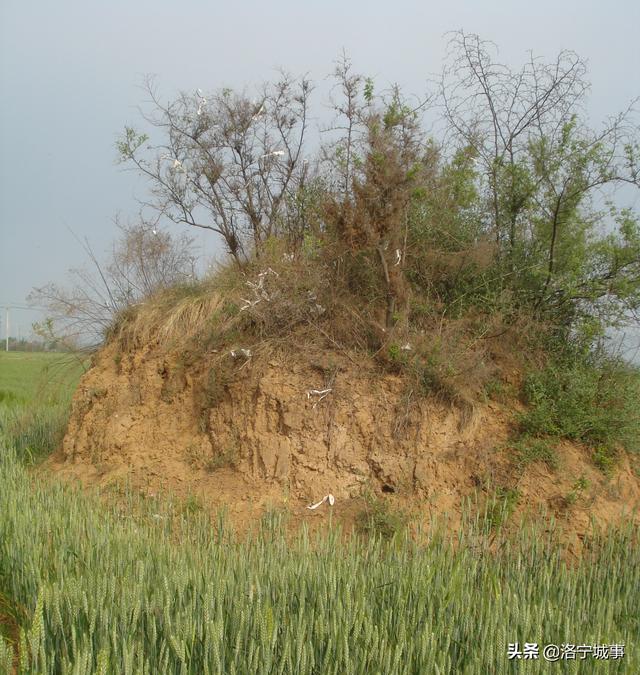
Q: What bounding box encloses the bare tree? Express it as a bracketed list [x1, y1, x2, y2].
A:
[30, 222, 197, 346]
[117, 73, 313, 264]
[321, 54, 368, 197]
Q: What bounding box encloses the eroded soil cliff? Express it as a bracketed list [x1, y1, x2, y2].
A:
[51, 339, 640, 543]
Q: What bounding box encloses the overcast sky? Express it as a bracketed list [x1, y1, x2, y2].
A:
[1, 0, 639, 340]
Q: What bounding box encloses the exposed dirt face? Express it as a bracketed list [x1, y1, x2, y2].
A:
[52, 340, 640, 542]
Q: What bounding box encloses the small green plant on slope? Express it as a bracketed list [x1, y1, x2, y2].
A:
[510, 436, 559, 471]
[565, 476, 590, 506]
[205, 444, 239, 472]
[355, 491, 410, 540]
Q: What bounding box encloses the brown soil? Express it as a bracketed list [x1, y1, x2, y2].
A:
[49, 339, 640, 546]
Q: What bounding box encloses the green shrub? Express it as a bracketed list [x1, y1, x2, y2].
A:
[593, 446, 619, 475]
[205, 444, 238, 472]
[565, 476, 590, 506]
[181, 494, 204, 515]
[519, 355, 640, 453]
[483, 377, 515, 404]
[198, 363, 231, 410]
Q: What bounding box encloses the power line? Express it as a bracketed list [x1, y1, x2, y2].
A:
[0, 304, 48, 311]
[1, 305, 47, 351]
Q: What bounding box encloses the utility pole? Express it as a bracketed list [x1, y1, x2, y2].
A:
[5, 307, 8, 352]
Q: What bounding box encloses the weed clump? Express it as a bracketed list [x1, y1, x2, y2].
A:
[205, 444, 239, 472]
[3, 405, 70, 463]
[355, 492, 410, 540]
[484, 487, 520, 531]
[509, 436, 559, 471]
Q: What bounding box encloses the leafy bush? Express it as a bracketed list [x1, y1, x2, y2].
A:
[565, 476, 590, 506]
[592, 446, 619, 475]
[519, 354, 640, 453]
[205, 444, 238, 472]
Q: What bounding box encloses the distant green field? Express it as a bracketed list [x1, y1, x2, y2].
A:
[0, 351, 85, 465]
[0, 351, 85, 406]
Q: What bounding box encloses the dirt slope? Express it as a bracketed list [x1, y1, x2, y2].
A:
[51, 338, 640, 541]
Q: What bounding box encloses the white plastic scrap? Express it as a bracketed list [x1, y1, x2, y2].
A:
[306, 387, 332, 409]
[306, 290, 325, 316]
[395, 248, 402, 266]
[196, 89, 207, 116]
[251, 103, 266, 121]
[260, 150, 285, 159]
[401, 343, 412, 351]
[307, 387, 332, 400]
[240, 268, 279, 310]
[160, 155, 185, 173]
[230, 348, 252, 359]
[240, 297, 261, 311]
[306, 493, 336, 510]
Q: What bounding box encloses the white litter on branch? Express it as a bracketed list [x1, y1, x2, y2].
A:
[306, 493, 336, 510]
[160, 155, 185, 173]
[240, 268, 279, 311]
[196, 89, 207, 116]
[251, 103, 266, 121]
[307, 388, 332, 399]
[240, 297, 261, 311]
[240, 298, 261, 310]
[259, 150, 285, 160]
[306, 290, 325, 316]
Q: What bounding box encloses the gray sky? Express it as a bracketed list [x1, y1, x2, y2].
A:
[1, 0, 639, 340]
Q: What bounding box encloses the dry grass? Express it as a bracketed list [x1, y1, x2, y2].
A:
[106, 242, 540, 423]
[110, 284, 225, 351]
